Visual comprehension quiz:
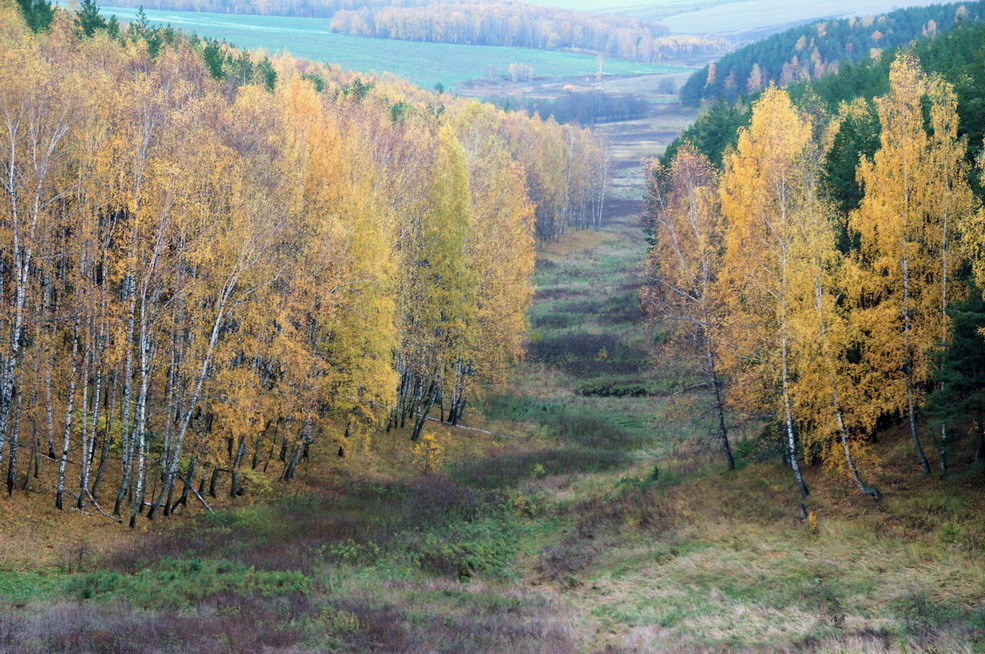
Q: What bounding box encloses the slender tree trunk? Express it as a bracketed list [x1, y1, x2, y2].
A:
[41, 277, 56, 460]
[56, 327, 82, 510]
[91, 372, 116, 498]
[230, 437, 246, 497]
[832, 395, 881, 500]
[937, 202, 952, 479]
[113, 276, 137, 516]
[79, 354, 103, 510]
[44, 363, 55, 459]
[208, 467, 220, 497]
[411, 381, 438, 441]
[6, 370, 22, 496]
[150, 284, 232, 520]
[901, 255, 931, 474]
[163, 474, 176, 516]
[810, 276, 880, 500]
[251, 435, 261, 470]
[129, 304, 153, 529]
[905, 376, 930, 474]
[283, 443, 302, 482]
[283, 422, 310, 482]
[781, 339, 809, 513]
[91, 385, 114, 498]
[23, 435, 37, 491]
[75, 353, 92, 510]
[705, 343, 734, 471]
[172, 457, 195, 513]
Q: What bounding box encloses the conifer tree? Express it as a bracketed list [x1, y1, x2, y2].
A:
[75, 0, 106, 37]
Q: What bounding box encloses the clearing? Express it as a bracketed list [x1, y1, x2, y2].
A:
[0, 102, 983, 653]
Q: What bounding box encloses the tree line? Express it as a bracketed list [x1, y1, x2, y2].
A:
[94, 0, 728, 63]
[0, 1, 606, 526]
[645, 55, 985, 515]
[328, 3, 726, 63]
[680, 0, 985, 106]
[489, 90, 651, 126]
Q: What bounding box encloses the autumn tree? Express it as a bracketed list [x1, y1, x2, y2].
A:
[642, 144, 734, 470]
[0, 5, 597, 526]
[787, 131, 881, 500]
[718, 87, 812, 511]
[849, 52, 974, 475]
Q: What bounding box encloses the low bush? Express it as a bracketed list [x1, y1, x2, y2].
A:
[414, 520, 518, 581]
[576, 381, 650, 397]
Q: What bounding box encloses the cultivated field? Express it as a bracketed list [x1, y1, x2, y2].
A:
[95, 5, 686, 88]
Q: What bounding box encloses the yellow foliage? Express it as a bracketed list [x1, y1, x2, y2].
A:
[849, 52, 976, 471]
[0, 9, 603, 518]
[412, 434, 446, 475]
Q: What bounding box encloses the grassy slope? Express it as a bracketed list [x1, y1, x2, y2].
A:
[0, 105, 983, 652]
[93, 5, 685, 88]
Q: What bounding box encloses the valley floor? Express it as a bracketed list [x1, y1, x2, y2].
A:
[0, 106, 983, 653]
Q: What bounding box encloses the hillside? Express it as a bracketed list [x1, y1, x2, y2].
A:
[644, 14, 985, 650]
[666, 19, 985, 189]
[680, 0, 985, 105]
[90, 0, 727, 63]
[0, 0, 609, 527]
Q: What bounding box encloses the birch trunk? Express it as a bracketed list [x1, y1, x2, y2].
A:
[55, 327, 81, 510]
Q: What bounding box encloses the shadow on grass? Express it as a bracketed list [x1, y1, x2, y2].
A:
[326, 580, 579, 653]
[448, 444, 630, 489]
[536, 485, 676, 589]
[106, 472, 500, 575]
[527, 332, 647, 377]
[0, 592, 313, 653]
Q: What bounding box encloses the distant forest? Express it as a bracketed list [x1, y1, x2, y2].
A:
[668, 19, 985, 177]
[99, 0, 727, 62]
[680, 0, 985, 105]
[489, 90, 651, 125]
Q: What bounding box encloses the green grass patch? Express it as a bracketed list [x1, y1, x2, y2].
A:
[64, 558, 310, 607]
[0, 569, 66, 605]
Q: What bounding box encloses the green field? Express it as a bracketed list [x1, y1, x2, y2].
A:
[96, 5, 686, 88]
